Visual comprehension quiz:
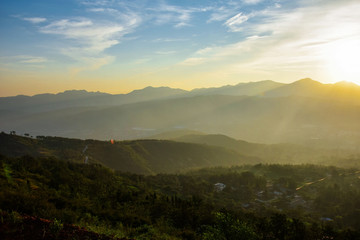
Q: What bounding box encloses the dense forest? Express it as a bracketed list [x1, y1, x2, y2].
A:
[1, 154, 360, 239]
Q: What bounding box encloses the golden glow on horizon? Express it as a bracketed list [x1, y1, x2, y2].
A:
[325, 39, 360, 85]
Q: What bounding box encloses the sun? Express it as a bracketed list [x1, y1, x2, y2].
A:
[324, 39, 360, 85]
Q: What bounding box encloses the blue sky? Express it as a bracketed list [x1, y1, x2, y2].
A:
[1, 0, 360, 96]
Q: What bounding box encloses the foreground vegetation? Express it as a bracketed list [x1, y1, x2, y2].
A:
[1, 155, 360, 239]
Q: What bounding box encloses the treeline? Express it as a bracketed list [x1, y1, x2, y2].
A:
[1, 155, 360, 239]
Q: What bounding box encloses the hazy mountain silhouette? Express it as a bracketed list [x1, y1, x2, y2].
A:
[0, 87, 187, 113]
[0, 80, 282, 113]
[190, 80, 283, 96]
[2, 78, 358, 113]
[265, 78, 360, 103]
[264, 78, 324, 97]
[1, 79, 359, 150]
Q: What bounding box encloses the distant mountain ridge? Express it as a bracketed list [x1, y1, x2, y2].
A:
[265, 78, 360, 102]
[190, 80, 284, 96]
[1, 79, 360, 148]
[0, 86, 187, 112]
[2, 79, 359, 110]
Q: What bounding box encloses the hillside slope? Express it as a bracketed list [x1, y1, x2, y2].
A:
[171, 133, 348, 165]
[0, 133, 259, 174]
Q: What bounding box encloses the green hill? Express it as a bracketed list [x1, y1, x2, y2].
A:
[147, 129, 206, 140]
[0, 133, 260, 174]
[149, 132, 359, 167]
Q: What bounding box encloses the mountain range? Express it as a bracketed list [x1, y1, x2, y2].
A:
[1, 78, 359, 150]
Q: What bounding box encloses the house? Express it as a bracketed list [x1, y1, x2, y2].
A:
[214, 183, 226, 192]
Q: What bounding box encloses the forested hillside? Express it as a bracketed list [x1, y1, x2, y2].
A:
[0, 133, 259, 174]
[168, 133, 360, 167]
[1, 155, 359, 239]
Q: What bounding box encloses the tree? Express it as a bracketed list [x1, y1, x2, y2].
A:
[203, 212, 258, 240]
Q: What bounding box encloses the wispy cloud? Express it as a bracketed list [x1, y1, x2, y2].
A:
[36, 12, 140, 72]
[23, 17, 47, 24]
[70, 55, 115, 75]
[87, 8, 106, 12]
[0, 55, 48, 71]
[86, 6, 137, 21]
[16, 0, 142, 74]
[224, 13, 249, 32]
[40, 18, 124, 54]
[151, 3, 208, 28]
[195, 47, 214, 55]
[2, 55, 48, 64]
[180, 0, 360, 82]
[152, 38, 188, 42]
[133, 58, 151, 64]
[180, 57, 206, 66]
[242, 0, 264, 5]
[207, 2, 242, 23]
[19, 56, 48, 63]
[155, 51, 176, 55]
[79, 0, 112, 6]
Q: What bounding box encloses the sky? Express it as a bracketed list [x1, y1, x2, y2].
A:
[1, 0, 360, 97]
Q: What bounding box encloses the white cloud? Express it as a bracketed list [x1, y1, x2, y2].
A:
[20, 57, 48, 63]
[151, 3, 208, 28]
[175, 22, 190, 28]
[87, 8, 105, 12]
[152, 38, 188, 42]
[22, 17, 47, 24]
[79, 0, 111, 6]
[180, 57, 206, 66]
[207, 2, 243, 23]
[38, 14, 140, 72]
[40, 18, 124, 54]
[195, 47, 213, 55]
[133, 58, 151, 64]
[70, 55, 115, 75]
[19, 0, 142, 74]
[225, 13, 249, 32]
[87, 7, 130, 17]
[181, 0, 360, 82]
[155, 51, 176, 55]
[0, 55, 48, 70]
[7, 55, 48, 63]
[242, 0, 264, 4]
